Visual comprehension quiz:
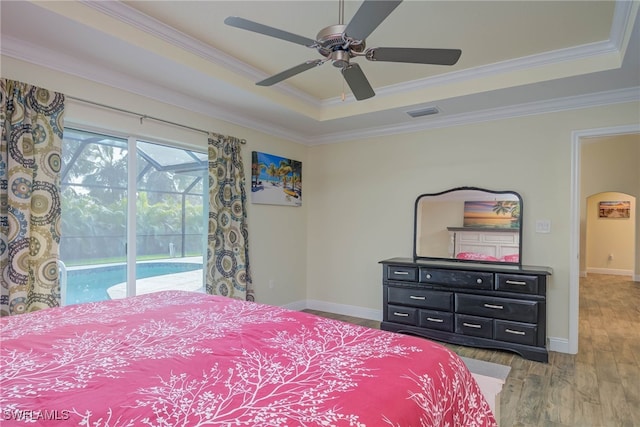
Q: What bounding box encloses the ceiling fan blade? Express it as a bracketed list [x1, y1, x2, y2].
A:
[224, 16, 317, 47]
[367, 47, 462, 65]
[341, 63, 375, 100]
[257, 59, 325, 86]
[345, 0, 402, 41]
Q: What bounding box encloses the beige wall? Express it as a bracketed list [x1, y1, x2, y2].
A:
[580, 134, 640, 279]
[306, 102, 640, 347]
[585, 192, 636, 274]
[2, 56, 309, 307]
[4, 54, 640, 350]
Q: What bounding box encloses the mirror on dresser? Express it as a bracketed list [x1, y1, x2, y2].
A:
[414, 187, 523, 267]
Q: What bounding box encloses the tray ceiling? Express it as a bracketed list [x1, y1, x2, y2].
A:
[1, 1, 638, 144]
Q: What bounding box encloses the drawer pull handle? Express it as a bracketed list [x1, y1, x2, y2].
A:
[505, 328, 526, 336]
[476, 278, 483, 284]
[393, 271, 410, 275]
[393, 312, 410, 317]
[506, 280, 527, 286]
[484, 303, 504, 310]
[426, 317, 444, 323]
[425, 274, 432, 279]
[463, 322, 482, 329]
[409, 295, 426, 300]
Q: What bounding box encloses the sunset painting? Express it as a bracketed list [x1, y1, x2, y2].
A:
[463, 200, 521, 228]
[598, 201, 630, 218]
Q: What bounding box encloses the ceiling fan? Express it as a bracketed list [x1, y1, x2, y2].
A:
[224, 0, 461, 101]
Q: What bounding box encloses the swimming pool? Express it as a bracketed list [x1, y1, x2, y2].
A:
[65, 262, 202, 305]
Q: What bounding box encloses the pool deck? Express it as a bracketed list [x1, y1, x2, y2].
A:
[64, 256, 206, 300]
[107, 268, 205, 299]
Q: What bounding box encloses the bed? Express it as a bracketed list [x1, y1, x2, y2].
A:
[1, 291, 496, 426]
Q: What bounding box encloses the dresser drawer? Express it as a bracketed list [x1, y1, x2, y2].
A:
[455, 314, 493, 339]
[494, 320, 538, 346]
[419, 310, 454, 332]
[387, 305, 418, 325]
[386, 265, 418, 282]
[455, 294, 538, 323]
[496, 273, 539, 294]
[380, 258, 551, 363]
[387, 287, 453, 311]
[419, 268, 493, 290]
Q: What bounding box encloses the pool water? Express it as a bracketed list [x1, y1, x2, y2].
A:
[65, 262, 202, 305]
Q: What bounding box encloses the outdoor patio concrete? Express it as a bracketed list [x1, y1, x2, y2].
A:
[106, 265, 204, 299]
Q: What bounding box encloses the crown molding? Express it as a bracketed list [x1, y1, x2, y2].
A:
[83, 0, 632, 111]
[3, 33, 636, 146]
[79, 0, 319, 108]
[0, 36, 309, 144]
[609, 0, 637, 49]
[2, 0, 636, 146]
[309, 87, 640, 145]
[323, 38, 619, 108]
[322, 0, 635, 107]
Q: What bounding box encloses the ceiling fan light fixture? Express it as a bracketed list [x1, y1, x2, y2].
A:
[331, 50, 350, 68]
[407, 106, 440, 118]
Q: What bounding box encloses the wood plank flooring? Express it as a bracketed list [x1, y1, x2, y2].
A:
[305, 274, 640, 426]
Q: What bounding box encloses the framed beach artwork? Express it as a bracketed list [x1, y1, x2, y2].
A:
[251, 151, 302, 207]
[598, 201, 631, 219]
[463, 200, 521, 229]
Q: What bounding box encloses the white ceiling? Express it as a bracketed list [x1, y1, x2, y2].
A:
[1, 1, 639, 145]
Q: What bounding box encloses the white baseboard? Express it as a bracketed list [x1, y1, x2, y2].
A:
[586, 267, 633, 276]
[548, 336, 572, 354]
[282, 300, 308, 312]
[282, 299, 383, 322]
[583, 269, 639, 281]
[306, 299, 383, 321]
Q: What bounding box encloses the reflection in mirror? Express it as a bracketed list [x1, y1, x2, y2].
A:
[414, 187, 523, 266]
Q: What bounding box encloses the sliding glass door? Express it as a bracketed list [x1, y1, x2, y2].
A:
[60, 129, 207, 305]
[60, 129, 128, 304]
[130, 140, 208, 298]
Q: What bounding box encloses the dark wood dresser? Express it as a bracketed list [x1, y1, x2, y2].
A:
[380, 257, 552, 362]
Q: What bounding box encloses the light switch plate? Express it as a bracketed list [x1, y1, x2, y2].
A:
[535, 220, 551, 233]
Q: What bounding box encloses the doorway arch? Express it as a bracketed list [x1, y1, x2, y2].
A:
[570, 125, 640, 354]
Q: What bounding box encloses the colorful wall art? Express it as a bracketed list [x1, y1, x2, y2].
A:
[251, 151, 302, 207]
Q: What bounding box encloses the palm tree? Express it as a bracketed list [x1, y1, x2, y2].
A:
[251, 161, 266, 188]
[278, 163, 292, 189]
[277, 159, 293, 187]
[266, 163, 278, 185]
[492, 200, 520, 228]
[290, 160, 302, 193]
[492, 201, 511, 216]
[506, 201, 521, 227]
[80, 143, 128, 205]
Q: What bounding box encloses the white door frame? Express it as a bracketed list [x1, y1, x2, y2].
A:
[569, 124, 640, 354]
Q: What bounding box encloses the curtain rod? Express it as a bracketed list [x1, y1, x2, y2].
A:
[67, 95, 246, 144]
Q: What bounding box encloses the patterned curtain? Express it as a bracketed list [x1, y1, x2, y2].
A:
[206, 133, 254, 301]
[0, 79, 65, 316]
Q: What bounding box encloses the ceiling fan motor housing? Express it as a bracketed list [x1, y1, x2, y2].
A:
[316, 24, 366, 67]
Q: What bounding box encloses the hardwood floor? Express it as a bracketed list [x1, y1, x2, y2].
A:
[305, 274, 640, 426]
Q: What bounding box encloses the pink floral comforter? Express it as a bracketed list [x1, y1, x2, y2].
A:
[1, 291, 496, 426]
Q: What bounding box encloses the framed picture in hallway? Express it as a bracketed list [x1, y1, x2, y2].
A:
[598, 201, 631, 219]
[250, 151, 302, 207]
